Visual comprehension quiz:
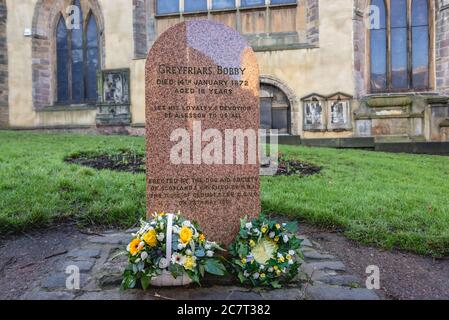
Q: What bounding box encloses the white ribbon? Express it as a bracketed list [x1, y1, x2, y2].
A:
[165, 213, 174, 266]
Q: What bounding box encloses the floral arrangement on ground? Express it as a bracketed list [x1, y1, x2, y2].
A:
[121, 211, 226, 290]
[229, 215, 303, 288]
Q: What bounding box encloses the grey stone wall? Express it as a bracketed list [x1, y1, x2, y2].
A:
[436, 0, 449, 95]
[0, 0, 8, 128]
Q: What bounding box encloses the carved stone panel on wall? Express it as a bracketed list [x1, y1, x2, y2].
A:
[96, 69, 131, 126]
[327, 92, 353, 131]
[302, 93, 326, 131]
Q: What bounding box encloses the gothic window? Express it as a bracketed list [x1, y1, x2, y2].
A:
[370, 0, 430, 92]
[56, 1, 100, 104]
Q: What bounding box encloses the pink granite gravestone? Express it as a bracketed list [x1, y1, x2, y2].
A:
[145, 21, 260, 245]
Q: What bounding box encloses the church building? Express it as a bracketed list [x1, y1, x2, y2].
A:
[1, 0, 448, 144]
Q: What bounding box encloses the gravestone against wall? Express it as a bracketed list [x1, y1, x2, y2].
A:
[145, 21, 260, 245]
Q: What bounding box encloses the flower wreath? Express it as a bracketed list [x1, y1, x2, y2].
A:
[229, 215, 303, 288]
[122, 211, 226, 290]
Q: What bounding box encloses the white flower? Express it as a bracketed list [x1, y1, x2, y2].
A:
[182, 221, 192, 228]
[289, 250, 296, 256]
[244, 271, 250, 277]
[259, 265, 265, 270]
[268, 267, 274, 272]
[269, 232, 275, 238]
[172, 225, 180, 234]
[282, 268, 287, 273]
[159, 222, 164, 229]
[126, 243, 131, 252]
[253, 273, 260, 279]
[204, 243, 212, 250]
[171, 253, 183, 265]
[139, 241, 145, 248]
[140, 252, 148, 260]
[157, 233, 165, 242]
[288, 260, 294, 265]
[177, 243, 186, 250]
[135, 258, 141, 263]
[186, 249, 193, 256]
[206, 250, 214, 257]
[245, 222, 253, 230]
[252, 228, 260, 235]
[277, 252, 283, 258]
[159, 258, 169, 269]
[283, 235, 289, 243]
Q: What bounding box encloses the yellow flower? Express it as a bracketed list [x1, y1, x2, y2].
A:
[199, 234, 206, 242]
[276, 269, 282, 276]
[260, 273, 266, 279]
[179, 226, 193, 244]
[183, 256, 196, 271]
[274, 236, 280, 242]
[158, 211, 166, 217]
[286, 255, 292, 261]
[143, 229, 158, 247]
[278, 256, 285, 263]
[249, 240, 256, 247]
[273, 265, 279, 271]
[241, 258, 246, 265]
[261, 227, 268, 234]
[129, 238, 143, 255]
[275, 224, 281, 230]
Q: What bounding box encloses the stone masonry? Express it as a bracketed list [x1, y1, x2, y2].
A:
[436, 0, 449, 95]
[22, 228, 380, 301]
[0, 0, 8, 128]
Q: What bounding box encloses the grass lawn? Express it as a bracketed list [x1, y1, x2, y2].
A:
[1, 131, 449, 256]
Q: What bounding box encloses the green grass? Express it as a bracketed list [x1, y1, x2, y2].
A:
[1, 131, 449, 256]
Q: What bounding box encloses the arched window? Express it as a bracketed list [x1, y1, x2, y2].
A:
[56, 0, 100, 104]
[370, 0, 430, 92]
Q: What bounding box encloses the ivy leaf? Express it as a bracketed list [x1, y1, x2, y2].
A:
[204, 259, 226, 276]
[270, 281, 282, 289]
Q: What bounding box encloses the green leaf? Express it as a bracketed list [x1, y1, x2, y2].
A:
[140, 274, 151, 290]
[199, 264, 205, 277]
[237, 272, 246, 284]
[285, 221, 298, 233]
[169, 264, 184, 278]
[204, 259, 226, 276]
[270, 281, 282, 289]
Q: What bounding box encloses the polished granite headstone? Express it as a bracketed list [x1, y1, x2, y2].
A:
[145, 21, 260, 245]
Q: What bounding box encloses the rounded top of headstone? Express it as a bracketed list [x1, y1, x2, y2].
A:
[146, 20, 256, 80]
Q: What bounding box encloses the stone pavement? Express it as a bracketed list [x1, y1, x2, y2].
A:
[22, 230, 380, 300]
